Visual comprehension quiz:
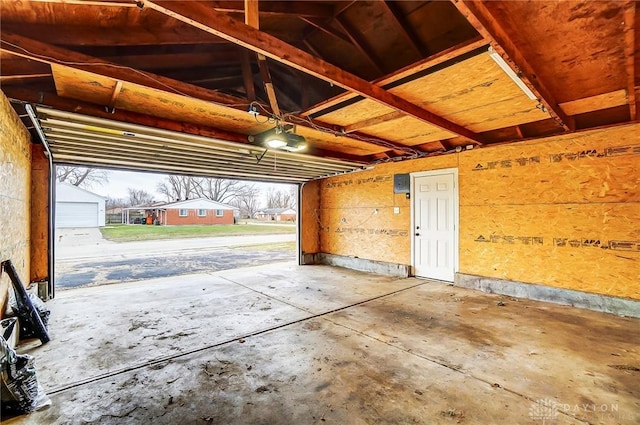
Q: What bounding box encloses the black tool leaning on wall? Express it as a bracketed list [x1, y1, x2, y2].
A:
[0, 260, 50, 344]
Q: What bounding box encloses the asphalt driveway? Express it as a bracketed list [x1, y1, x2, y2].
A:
[54, 228, 296, 289]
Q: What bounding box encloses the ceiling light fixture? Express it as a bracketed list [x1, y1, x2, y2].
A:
[249, 123, 307, 152]
[488, 46, 537, 100]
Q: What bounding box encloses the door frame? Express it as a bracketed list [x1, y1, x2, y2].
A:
[410, 168, 459, 281]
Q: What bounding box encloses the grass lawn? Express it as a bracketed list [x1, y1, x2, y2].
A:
[101, 224, 296, 242]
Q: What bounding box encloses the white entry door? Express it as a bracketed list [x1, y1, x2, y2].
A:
[413, 172, 457, 281]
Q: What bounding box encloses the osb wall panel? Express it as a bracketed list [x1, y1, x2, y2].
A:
[461, 203, 640, 299]
[305, 123, 639, 299]
[459, 124, 640, 205]
[316, 155, 457, 264]
[300, 180, 321, 254]
[30, 145, 49, 281]
[0, 90, 31, 313]
[458, 123, 640, 299]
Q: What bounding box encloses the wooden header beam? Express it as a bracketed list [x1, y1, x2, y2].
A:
[143, 1, 483, 144]
[452, 0, 575, 132]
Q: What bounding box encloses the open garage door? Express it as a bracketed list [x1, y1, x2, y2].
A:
[56, 202, 99, 228]
[32, 107, 364, 184]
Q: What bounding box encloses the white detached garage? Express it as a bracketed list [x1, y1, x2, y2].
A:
[55, 182, 106, 228]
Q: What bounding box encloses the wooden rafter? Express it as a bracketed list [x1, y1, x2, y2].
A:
[623, 1, 637, 120]
[334, 16, 384, 75]
[0, 74, 52, 83]
[143, 1, 483, 144]
[25, 0, 334, 17]
[240, 51, 256, 101]
[299, 17, 351, 45]
[381, 0, 426, 58]
[333, 1, 357, 17]
[0, 23, 227, 47]
[0, 34, 405, 157]
[0, 31, 241, 106]
[301, 39, 323, 60]
[211, 0, 333, 18]
[245, 0, 280, 117]
[452, 0, 575, 132]
[26, 0, 138, 7]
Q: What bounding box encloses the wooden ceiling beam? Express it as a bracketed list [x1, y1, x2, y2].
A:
[0, 23, 227, 47]
[23, 0, 334, 17]
[623, 1, 637, 120]
[245, 0, 280, 117]
[144, 1, 483, 144]
[302, 37, 486, 117]
[25, 0, 138, 6]
[452, 0, 575, 132]
[0, 36, 389, 158]
[211, 0, 333, 18]
[381, 0, 426, 59]
[0, 31, 243, 107]
[334, 16, 385, 75]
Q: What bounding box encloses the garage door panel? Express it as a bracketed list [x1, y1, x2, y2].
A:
[56, 202, 98, 228]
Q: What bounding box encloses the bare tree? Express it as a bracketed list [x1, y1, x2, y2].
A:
[231, 185, 260, 218]
[157, 175, 196, 202]
[192, 178, 248, 203]
[56, 166, 109, 188]
[265, 186, 297, 209]
[156, 175, 254, 205]
[127, 188, 155, 206]
[105, 196, 127, 210]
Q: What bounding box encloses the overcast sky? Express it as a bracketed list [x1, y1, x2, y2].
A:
[88, 169, 293, 203]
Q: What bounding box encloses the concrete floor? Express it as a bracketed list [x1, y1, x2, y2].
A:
[5, 263, 639, 424]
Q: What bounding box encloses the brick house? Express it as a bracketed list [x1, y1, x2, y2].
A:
[127, 198, 238, 225]
[255, 208, 296, 222]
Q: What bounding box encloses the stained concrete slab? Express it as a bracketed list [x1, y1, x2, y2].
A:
[5, 264, 640, 424]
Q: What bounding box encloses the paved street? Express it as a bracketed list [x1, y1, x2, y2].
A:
[54, 228, 296, 289]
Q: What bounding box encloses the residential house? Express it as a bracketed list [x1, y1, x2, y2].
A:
[255, 208, 296, 222]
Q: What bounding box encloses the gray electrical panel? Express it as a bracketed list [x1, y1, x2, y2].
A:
[393, 173, 410, 193]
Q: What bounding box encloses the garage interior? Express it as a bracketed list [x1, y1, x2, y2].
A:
[1, 0, 639, 423]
